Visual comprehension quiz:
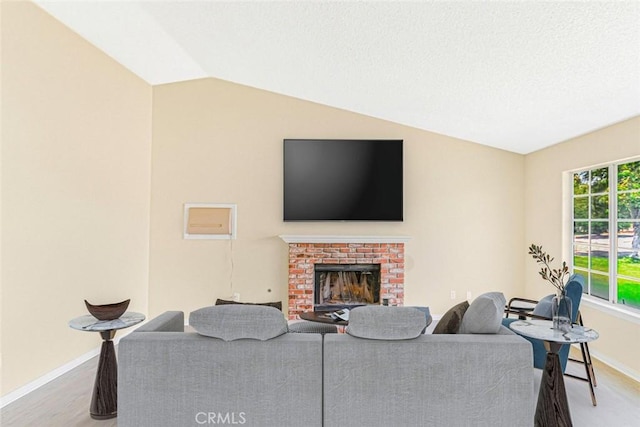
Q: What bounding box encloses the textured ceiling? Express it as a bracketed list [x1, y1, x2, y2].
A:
[34, 0, 640, 154]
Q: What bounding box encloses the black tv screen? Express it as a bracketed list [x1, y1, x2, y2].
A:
[283, 139, 403, 221]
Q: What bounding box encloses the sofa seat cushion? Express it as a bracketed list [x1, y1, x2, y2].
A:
[459, 292, 506, 334]
[190, 305, 288, 341]
[346, 306, 427, 340]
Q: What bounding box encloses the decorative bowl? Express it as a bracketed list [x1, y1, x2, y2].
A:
[84, 299, 130, 321]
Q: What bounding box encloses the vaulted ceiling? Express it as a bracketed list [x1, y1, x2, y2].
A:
[34, 1, 640, 154]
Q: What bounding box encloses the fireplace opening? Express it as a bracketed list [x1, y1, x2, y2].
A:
[314, 264, 381, 311]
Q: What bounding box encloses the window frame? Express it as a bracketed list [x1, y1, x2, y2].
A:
[568, 156, 640, 319]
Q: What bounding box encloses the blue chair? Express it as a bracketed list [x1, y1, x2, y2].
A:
[503, 274, 597, 405]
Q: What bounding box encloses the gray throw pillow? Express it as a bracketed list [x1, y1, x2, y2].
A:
[458, 292, 506, 334]
[346, 306, 427, 340]
[408, 306, 432, 333]
[478, 291, 507, 313]
[432, 301, 469, 334]
[215, 298, 282, 311]
[190, 305, 288, 341]
[532, 294, 554, 319]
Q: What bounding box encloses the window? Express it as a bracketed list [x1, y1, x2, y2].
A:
[571, 158, 640, 311]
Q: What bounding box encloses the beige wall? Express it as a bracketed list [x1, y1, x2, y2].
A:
[4, 0, 636, 399]
[149, 78, 525, 318]
[1, 1, 152, 395]
[524, 116, 640, 378]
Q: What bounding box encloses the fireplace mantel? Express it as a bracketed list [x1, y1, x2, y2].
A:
[278, 235, 411, 244]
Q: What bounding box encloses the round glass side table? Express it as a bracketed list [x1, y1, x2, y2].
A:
[510, 319, 598, 427]
[69, 311, 145, 420]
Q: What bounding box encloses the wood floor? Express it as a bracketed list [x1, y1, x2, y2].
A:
[1, 349, 639, 426]
[562, 355, 640, 427]
[1, 355, 116, 427]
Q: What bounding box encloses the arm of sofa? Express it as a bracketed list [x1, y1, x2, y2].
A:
[134, 311, 184, 332]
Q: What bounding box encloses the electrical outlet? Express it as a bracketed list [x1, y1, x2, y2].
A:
[450, 290, 456, 300]
[232, 293, 240, 302]
[466, 291, 472, 300]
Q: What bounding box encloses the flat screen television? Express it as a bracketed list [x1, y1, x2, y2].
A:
[283, 139, 403, 221]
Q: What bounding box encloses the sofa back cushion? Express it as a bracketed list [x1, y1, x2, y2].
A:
[459, 292, 506, 334]
[346, 306, 427, 340]
[189, 305, 288, 341]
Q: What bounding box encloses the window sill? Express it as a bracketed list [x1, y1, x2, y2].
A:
[581, 296, 640, 325]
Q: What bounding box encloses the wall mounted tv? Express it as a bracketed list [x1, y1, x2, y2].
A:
[283, 139, 403, 221]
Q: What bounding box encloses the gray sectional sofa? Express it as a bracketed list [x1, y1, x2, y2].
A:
[118, 304, 534, 427]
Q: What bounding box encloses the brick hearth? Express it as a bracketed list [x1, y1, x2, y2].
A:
[281, 236, 407, 320]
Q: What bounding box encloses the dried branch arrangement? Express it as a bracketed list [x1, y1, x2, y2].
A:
[528, 244, 570, 293]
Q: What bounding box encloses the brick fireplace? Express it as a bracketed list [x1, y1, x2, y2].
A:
[280, 236, 409, 320]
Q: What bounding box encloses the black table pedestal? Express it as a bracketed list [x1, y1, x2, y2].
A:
[90, 330, 118, 420]
[535, 341, 572, 427]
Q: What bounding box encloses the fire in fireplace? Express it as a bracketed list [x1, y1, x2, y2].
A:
[314, 264, 381, 311]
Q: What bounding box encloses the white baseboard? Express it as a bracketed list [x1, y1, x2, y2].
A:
[0, 346, 100, 408]
[0, 326, 140, 408]
[590, 350, 640, 384]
